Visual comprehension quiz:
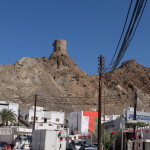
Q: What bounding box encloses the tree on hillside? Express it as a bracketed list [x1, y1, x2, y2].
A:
[0, 109, 17, 126]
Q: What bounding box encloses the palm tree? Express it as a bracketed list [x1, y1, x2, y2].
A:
[0, 109, 17, 126]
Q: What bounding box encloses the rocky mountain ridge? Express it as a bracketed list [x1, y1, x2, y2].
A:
[0, 46, 150, 114]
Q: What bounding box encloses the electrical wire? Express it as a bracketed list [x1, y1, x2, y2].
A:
[108, 0, 147, 72]
[109, 0, 133, 67]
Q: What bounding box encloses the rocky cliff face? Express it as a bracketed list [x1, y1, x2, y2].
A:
[0, 51, 150, 114]
[102, 60, 150, 114]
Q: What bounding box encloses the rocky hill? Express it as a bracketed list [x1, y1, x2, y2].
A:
[0, 40, 150, 114]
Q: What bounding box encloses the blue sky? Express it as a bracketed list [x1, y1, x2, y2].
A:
[0, 1, 149, 75]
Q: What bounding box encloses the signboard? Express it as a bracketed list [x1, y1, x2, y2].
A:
[125, 110, 150, 123]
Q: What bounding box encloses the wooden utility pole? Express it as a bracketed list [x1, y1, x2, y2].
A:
[98, 55, 103, 150]
[103, 90, 106, 150]
[132, 92, 137, 150]
[33, 94, 37, 131]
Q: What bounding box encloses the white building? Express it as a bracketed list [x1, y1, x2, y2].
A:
[0, 101, 19, 121]
[19, 106, 65, 130]
[65, 111, 120, 135]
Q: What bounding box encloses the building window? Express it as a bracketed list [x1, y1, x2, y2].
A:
[57, 126, 60, 129]
[44, 118, 47, 123]
[25, 114, 28, 120]
[48, 124, 52, 126]
[56, 118, 60, 122]
[31, 117, 38, 121]
[39, 123, 43, 126]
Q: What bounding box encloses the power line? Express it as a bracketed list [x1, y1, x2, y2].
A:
[109, 0, 133, 67]
[1, 92, 148, 104]
[108, 0, 147, 72]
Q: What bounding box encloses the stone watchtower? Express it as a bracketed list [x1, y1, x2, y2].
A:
[53, 39, 67, 54]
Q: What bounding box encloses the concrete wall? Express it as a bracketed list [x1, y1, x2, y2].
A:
[0, 128, 15, 144]
[81, 115, 89, 134]
[28, 107, 44, 122]
[47, 111, 65, 125]
[35, 122, 61, 130]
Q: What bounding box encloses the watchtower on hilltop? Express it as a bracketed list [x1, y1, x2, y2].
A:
[53, 39, 67, 54]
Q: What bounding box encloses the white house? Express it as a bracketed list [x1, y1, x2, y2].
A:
[19, 106, 65, 130]
[0, 101, 19, 121]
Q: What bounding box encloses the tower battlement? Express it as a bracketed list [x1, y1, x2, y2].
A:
[53, 39, 67, 54]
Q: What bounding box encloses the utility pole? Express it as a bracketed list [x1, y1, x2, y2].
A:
[98, 55, 103, 150]
[132, 91, 137, 150]
[103, 90, 106, 150]
[33, 94, 37, 131]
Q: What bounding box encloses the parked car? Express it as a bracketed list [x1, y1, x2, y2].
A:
[71, 140, 86, 150]
[2, 145, 12, 150]
[91, 144, 98, 150]
[21, 144, 30, 150]
[0, 142, 10, 150]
